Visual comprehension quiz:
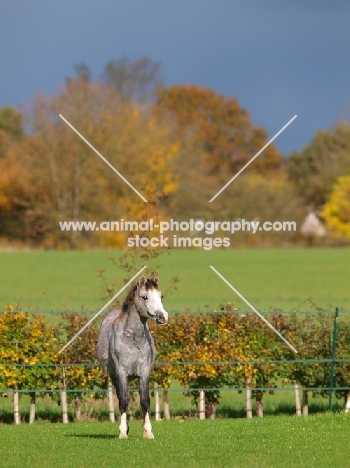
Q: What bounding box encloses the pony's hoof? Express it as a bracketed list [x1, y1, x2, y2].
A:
[143, 431, 155, 439]
[119, 432, 128, 439]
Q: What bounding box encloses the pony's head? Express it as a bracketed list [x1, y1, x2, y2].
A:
[123, 275, 168, 325]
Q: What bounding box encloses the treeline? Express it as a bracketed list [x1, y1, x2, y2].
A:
[1, 57, 350, 248]
[1, 307, 349, 420]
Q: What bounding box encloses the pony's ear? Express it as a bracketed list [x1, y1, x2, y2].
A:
[153, 275, 159, 285]
[138, 275, 147, 287]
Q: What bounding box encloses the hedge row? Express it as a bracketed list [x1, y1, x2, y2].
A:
[1, 307, 350, 407]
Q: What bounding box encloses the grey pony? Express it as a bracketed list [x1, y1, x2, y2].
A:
[96, 275, 168, 439]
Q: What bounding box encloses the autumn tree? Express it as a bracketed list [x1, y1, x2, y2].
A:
[0, 77, 304, 248]
[321, 175, 350, 239]
[154, 85, 290, 222]
[287, 122, 350, 209]
[0, 110, 23, 243]
[0, 75, 180, 247]
[156, 85, 283, 176]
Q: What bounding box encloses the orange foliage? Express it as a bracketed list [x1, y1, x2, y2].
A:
[156, 85, 283, 175]
[0, 78, 180, 248]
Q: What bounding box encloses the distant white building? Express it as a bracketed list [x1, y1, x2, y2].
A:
[301, 212, 326, 237]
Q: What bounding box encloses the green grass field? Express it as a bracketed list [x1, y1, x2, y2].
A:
[0, 248, 349, 311]
[2, 248, 349, 466]
[1, 414, 349, 467]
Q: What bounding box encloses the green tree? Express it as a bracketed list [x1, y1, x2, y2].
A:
[287, 122, 350, 209]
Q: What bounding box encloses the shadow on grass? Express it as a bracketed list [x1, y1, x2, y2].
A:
[0, 408, 71, 424]
[67, 434, 118, 439]
[217, 401, 344, 418]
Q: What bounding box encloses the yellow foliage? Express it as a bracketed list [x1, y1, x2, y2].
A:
[0, 310, 59, 390]
[321, 175, 350, 238]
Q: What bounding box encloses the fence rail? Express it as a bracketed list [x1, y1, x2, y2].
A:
[5, 309, 350, 314]
[2, 358, 350, 367]
[2, 358, 350, 393]
[2, 386, 350, 394]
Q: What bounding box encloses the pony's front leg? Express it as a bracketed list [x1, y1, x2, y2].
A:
[139, 376, 154, 439]
[114, 373, 129, 439]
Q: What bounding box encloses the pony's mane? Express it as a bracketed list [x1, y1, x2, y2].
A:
[122, 278, 158, 312]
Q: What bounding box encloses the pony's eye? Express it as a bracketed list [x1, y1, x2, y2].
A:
[141, 296, 148, 301]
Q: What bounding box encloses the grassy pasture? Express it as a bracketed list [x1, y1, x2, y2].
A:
[0, 414, 349, 467]
[0, 248, 349, 312]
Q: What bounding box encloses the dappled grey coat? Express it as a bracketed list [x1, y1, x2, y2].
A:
[96, 309, 156, 375]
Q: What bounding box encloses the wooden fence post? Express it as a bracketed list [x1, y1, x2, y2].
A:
[328, 307, 339, 413]
[13, 391, 20, 425]
[60, 390, 68, 423]
[108, 379, 115, 422]
[199, 390, 205, 420]
[74, 397, 81, 421]
[60, 368, 68, 424]
[245, 378, 252, 419]
[154, 383, 160, 421]
[293, 381, 301, 416]
[163, 389, 170, 420]
[29, 392, 36, 424]
[345, 392, 350, 414]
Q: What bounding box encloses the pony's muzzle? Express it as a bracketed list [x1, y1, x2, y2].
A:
[155, 311, 168, 325]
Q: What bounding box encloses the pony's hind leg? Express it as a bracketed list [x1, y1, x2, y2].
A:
[143, 411, 154, 439]
[139, 376, 154, 439]
[112, 372, 129, 439]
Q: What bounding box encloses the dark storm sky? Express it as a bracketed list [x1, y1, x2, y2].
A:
[1, 0, 350, 154]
